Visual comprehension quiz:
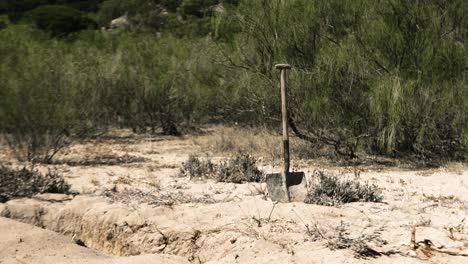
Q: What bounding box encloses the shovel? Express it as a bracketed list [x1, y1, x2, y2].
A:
[266, 64, 307, 203]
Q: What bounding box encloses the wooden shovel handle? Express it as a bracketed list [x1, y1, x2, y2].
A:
[275, 64, 292, 174]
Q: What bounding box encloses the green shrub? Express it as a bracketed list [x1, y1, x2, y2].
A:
[56, 0, 103, 12]
[1, 0, 51, 22]
[26, 5, 96, 36]
[0, 166, 71, 202]
[217, 154, 264, 183]
[179, 155, 217, 178]
[219, 0, 467, 160]
[0, 0, 466, 163]
[178, 0, 219, 18]
[0, 0, 103, 20]
[305, 171, 383, 206]
[0, 26, 105, 162]
[180, 154, 265, 183]
[98, 33, 221, 134]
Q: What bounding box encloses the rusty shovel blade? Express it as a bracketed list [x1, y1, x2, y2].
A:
[266, 172, 307, 203]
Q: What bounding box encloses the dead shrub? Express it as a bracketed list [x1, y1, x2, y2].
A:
[217, 154, 264, 183]
[0, 166, 71, 202]
[54, 153, 147, 166]
[103, 188, 216, 207]
[179, 155, 217, 179]
[179, 154, 265, 183]
[325, 222, 394, 259]
[305, 170, 382, 206]
[300, 218, 397, 259]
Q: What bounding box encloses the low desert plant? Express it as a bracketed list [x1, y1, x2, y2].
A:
[0, 166, 71, 202]
[103, 187, 216, 207]
[297, 216, 395, 259]
[179, 155, 217, 179]
[326, 222, 393, 259]
[217, 154, 264, 183]
[53, 153, 147, 166]
[180, 153, 265, 183]
[305, 170, 382, 206]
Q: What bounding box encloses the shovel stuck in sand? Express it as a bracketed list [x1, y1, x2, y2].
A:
[266, 64, 307, 203]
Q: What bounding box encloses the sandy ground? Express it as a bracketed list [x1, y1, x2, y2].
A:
[0, 217, 189, 264]
[1, 127, 467, 263]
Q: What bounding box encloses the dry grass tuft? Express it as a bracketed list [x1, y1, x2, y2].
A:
[53, 153, 147, 166]
[179, 154, 265, 183]
[193, 126, 318, 162]
[300, 218, 396, 259]
[422, 193, 460, 203]
[217, 154, 264, 183]
[102, 188, 216, 207]
[305, 170, 383, 206]
[325, 222, 392, 259]
[179, 155, 217, 179]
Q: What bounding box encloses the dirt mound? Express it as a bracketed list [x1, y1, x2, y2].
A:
[0, 217, 189, 264]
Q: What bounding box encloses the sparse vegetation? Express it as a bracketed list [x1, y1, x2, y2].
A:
[53, 153, 147, 166]
[217, 154, 264, 183]
[299, 217, 397, 259]
[305, 170, 383, 206]
[194, 126, 320, 161]
[325, 222, 395, 259]
[26, 5, 97, 37]
[180, 153, 264, 183]
[102, 187, 216, 207]
[0, 166, 71, 202]
[179, 155, 217, 179]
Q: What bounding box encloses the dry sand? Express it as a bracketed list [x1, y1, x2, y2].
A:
[0, 217, 188, 264]
[1, 128, 467, 263]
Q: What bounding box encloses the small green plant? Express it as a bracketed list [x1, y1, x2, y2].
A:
[305, 170, 382, 206]
[0, 166, 71, 202]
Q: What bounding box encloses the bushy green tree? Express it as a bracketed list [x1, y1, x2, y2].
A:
[102, 33, 220, 134]
[220, 0, 467, 159]
[0, 26, 104, 162]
